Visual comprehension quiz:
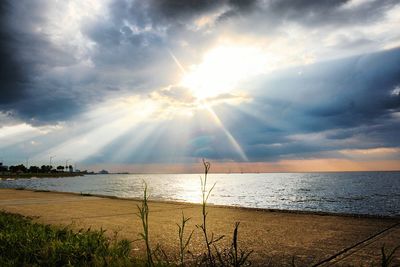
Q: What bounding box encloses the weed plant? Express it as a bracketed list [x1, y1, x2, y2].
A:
[136, 182, 154, 266]
[177, 212, 194, 266]
[196, 159, 225, 266]
[221, 222, 252, 267]
[0, 211, 132, 266]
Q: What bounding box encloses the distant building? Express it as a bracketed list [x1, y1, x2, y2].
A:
[99, 170, 109, 174]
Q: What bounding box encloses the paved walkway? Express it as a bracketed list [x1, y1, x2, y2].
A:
[0, 189, 399, 266]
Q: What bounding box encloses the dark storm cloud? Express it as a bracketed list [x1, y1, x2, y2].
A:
[151, 0, 221, 19]
[219, 0, 399, 41]
[0, 2, 28, 105]
[0, 1, 90, 125]
[1, 0, 398, 126]
[266, 0, 397, 26]
[84, 0, 256, 62]
[144, 0, 257, 22]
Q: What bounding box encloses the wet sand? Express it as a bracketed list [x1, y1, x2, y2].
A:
[0, 188, 399, 266]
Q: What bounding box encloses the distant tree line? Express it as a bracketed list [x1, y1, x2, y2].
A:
[0, 164, 74, 174]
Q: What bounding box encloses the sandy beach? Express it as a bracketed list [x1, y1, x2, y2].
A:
[0, 188, 399, 266]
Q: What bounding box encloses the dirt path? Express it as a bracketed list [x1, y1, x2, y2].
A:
[0, 189, 399, 266]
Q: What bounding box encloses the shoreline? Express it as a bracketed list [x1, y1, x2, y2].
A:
[4, 187, 400, 220]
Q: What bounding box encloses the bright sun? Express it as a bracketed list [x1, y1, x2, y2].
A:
[181, 45, 267, 100]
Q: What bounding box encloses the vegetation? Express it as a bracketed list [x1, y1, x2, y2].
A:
[0, 163, 91, 179]
[223, 222, 253, 267]
[0, 211, 132, 267]
[0, 172, 84, 179]
[5, 164, 62, 174]
[177, 212, 194, 266]
[197, 159, 223, 266]
[136, 183, 154, 266]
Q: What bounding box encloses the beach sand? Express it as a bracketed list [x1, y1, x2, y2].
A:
[0, 188, 399, 266]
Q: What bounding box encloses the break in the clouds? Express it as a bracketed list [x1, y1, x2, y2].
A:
[0, 0, 399, 170]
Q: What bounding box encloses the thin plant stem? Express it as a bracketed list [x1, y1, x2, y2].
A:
[197, 159, 221, 266]
[136, 182, 154, 267]
[177, 212, 194, 267]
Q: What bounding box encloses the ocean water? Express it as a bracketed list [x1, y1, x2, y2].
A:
[1, 172, 399, 216]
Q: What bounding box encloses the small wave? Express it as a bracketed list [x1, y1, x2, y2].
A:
[337, 196, 367, 201]
[297, 188, 311, 192]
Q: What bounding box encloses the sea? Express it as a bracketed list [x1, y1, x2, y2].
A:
[1, 172, 399, 217]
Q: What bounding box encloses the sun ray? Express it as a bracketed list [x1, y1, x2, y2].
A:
[32, 96, 159, 163]
[108, 123, 160, 162]
[203, 104, 248, 161]
[168, 49, 187, 75]
[0, 124, 48, 149]
[166, 48, 250, 162]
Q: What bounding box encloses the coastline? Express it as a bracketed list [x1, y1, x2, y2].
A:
[1, 188, 399, 265]
[14, 188, 400, 220]
[1, 186, 399, 219]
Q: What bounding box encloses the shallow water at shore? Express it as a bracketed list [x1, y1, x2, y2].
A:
[1, 172, 399, 216]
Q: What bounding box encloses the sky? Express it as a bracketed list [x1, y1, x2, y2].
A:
[0, 0, 400, 173]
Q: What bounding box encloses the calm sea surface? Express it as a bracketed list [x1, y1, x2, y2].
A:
[1, 172, 399, 216]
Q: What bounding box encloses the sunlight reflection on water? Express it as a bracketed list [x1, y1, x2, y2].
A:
[1, 172, 399, 216]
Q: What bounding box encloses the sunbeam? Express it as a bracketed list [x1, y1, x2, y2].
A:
[32, 96, 159, 163]
[107, 123, 160, 162]
[168, 50, 187, 76]
[203, 104, 248, 161]
[0, 124, 47, 149]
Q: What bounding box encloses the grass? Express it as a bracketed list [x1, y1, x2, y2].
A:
[177, 212, 194, 266]
[0, 211, 133, 267]
[136, 182, 154, 266]
[197, 159, 223, 266]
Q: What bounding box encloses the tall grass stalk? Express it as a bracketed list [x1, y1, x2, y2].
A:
[197, 159, 224, 266]
[136, 182, 154, 267]
[229, 222, 252, 267]
[177, 212, 194, 266]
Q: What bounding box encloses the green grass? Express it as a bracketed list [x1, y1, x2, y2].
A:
[0, 211, 133, 267]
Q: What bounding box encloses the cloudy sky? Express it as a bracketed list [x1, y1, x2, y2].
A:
[1, 0, 399, 172]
